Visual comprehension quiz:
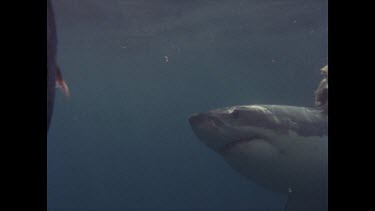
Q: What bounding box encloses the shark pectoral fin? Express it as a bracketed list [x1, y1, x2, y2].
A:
[55, 66, 70, 98]
[284, 193, 327, 211]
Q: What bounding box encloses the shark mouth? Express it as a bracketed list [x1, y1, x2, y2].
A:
[189, 113, 267, 154]
[218, 136, 261, 154]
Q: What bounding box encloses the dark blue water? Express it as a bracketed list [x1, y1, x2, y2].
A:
[47, 0, 327, 210]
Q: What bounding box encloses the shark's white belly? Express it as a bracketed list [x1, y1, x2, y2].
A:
[222, 133, 328, 196]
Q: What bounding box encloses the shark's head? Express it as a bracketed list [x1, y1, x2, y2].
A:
[189, 105, 328, 195]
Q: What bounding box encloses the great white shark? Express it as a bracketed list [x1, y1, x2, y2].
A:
[189, 104, 327, 211]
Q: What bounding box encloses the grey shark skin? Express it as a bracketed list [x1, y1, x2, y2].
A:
[189, 105, 327, 211]
[47, 0, 57, 131]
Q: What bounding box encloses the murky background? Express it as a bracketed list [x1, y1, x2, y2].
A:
[48, 0, 327, 210]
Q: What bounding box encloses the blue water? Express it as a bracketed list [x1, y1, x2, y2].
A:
[47, 0, 327, 210]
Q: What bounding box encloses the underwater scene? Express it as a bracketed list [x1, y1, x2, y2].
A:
[47, 0, 328, 210]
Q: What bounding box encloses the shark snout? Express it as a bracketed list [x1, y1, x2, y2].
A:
[189, 113, 225, 129]
[188, 113, 234, 151]
[188, 109, 273, 153]
[188, 113, 207, 126]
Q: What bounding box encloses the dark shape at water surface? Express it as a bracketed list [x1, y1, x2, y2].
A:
[189, 104, 328, 211]
[47, 0, 69, 132]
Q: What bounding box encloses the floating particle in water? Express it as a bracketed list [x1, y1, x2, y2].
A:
[164, 56, 169, 63]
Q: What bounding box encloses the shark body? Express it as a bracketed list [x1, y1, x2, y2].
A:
[189, 104, 328, 211]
